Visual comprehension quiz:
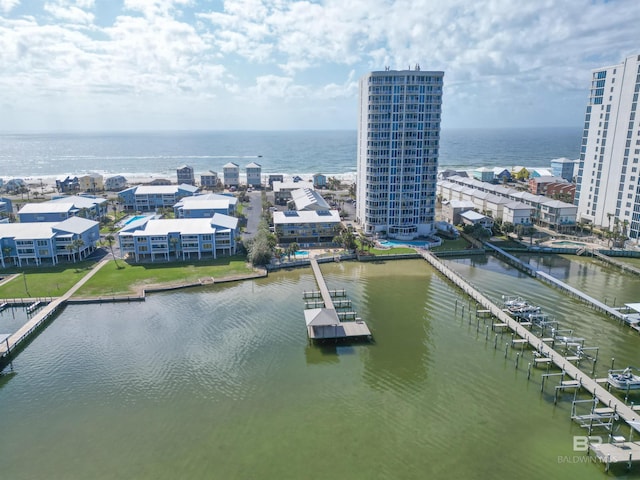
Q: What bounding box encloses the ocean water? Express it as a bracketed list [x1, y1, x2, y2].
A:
[0, 128, 581, 179]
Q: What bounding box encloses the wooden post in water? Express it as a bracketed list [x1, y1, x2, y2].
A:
[515, 352, 520, 369]
[611, 358, 615, 370]
[527, 362, 532, 380]
[504, 342, 509, 358]
[494, 334, 498, 349]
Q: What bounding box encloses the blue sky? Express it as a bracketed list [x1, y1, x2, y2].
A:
[1, 0, 639, 132]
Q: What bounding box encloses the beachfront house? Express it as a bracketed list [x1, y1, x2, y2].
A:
[78, 173, 104, 192]
[105, 175, 127, 191]
[273, 210, 341, 245]
[223, 163, 240, 187]
[18, 195, 107, 222]
[200, 171, 218, 189]
[530, 168, 554, 178]
[245, 162, 262, 188]
[511, 166, 529, 181]
[3, 178, 26, 194]
[118, 184, 199, 212]
[173, 193, 237, 218]
[0, 216, 100, 267]
[117, 214, 238, 262]
[313, 174, 327, 189]
[473, 167, 495, 183]
[177, 165, 195, 186]
[550, 158, 577, 182]
[56, 176, 79, 193]
[493, 168, 512, 183]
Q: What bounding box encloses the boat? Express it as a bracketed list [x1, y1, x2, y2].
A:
[502, 296, 541, 317]
[607, 367, 640, 390]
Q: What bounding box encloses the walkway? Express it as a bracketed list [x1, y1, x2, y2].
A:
[309, 258, 335, 310]
[420, 251, 640, 426]
[593, 251, 640, 276]
[0, 259, 109, 357]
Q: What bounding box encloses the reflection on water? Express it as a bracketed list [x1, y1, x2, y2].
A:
[0, 257, 635, 479]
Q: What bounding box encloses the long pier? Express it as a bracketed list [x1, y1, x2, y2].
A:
[535, 271, 628, 322]
[309, 258, 335, 310]
[0, 259, 109, 358]
[593, 250, 640, 276]
[420, 251, 639, 427]
[305, 258, 371, 341]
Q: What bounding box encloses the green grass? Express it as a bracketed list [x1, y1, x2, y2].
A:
[0, 261, 98, 298]
[364, 247, 417, 256]
[73, 255, 256, 297]
[431, 237, 472, 251]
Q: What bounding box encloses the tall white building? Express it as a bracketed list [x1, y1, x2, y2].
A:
[356, 68, 444, 240]
[575, 54, 640, 242]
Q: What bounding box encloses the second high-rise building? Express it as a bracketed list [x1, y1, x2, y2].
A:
[356, 68, 444, 240]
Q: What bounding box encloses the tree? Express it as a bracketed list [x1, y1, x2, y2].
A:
[104, 234, 121, 269]
[73, 238, 85, 261]
[169, 236, 180, 260]
[333, 225, 357, 252]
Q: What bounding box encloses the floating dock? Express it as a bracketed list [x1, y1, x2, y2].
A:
[304, 258, 371, 342]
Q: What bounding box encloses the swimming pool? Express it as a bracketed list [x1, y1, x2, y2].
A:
[551, 240, 586, 247]
[378, 240, 430, 248]
[123, 215, 150, 225]
[294, 250, 310, 257]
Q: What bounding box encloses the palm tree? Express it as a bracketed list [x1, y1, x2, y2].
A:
[169, 236, 180, 260]
[104, 234, 121, 268]
[69, 238, 85, 262]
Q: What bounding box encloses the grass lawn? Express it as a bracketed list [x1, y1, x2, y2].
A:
[73, 255, 256, 297]
[365, 247, 417, 256]
[0, 261, 98, 298]
[431, 237, 471, 251]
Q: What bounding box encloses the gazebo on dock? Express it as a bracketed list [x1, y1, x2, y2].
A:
[304, 308, 340, 339]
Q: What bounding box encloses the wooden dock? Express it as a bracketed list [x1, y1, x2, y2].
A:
[420, 251, 640, 429]
[0, 259, 110, 359]
[304, 259, 371, 342]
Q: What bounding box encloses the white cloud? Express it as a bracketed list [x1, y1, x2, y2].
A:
[0, 0, 20, 14]
[1, 0, 640, 130]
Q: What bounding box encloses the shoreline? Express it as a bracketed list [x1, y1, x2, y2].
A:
[9, 171, 358, 193]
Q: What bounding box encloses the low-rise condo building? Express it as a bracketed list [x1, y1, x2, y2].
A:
[118, 184, 199, 211]
[0, 216, 100, 267]
[18, 195, 107, 222]
[173, 193, 237, 218]
[273, 210, 341, 245]
[118, 214, 238, 262]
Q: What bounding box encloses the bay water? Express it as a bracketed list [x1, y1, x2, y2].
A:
[1, 255, 639, 479]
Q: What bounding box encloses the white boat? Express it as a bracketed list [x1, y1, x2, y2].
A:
[608, 367, 640, 390]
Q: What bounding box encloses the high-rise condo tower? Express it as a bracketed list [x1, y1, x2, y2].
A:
[356, 67, 444, 240]
[575, 54, 640, 243]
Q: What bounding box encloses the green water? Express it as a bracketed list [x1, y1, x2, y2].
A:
[1, 257, 639, 479]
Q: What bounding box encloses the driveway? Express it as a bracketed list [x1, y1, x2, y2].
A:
[243, 191, 263, 241]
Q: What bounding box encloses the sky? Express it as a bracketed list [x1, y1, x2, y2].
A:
[1, 0, 639, 132]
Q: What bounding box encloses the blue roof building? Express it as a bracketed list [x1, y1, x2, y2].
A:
[118, 184, 199, 212]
